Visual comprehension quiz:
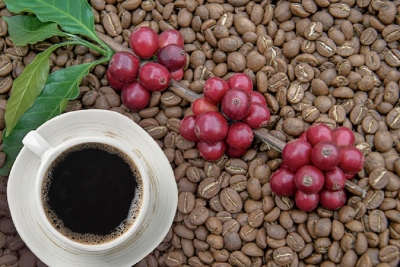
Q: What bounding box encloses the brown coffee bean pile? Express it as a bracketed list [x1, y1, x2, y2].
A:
[2, 0, 400, 266]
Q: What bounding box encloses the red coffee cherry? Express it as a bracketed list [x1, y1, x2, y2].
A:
[139, 62, 171, 92]
[324, 167, 346, 191]
[319, 189, 346, 210]
[295, 191, 319, 212]
[194, 111, 228, 143]
[227, 73, 253, 92]
[295, 165, 325, 194]
[192, 97, 218, 117]
[197, 141, 226, 161]
[338, 146, 365, 174]
[129, 26, 159, 59]
[221, 88, 252, 121]
[179, 115, 199, 142]
[121, 81, 150, 111]
[225, 122, 253, 150]
[333, 126, 355, 146]
[203, 77, 230, 105]
[306, 123, 334, 147]
[311, 141, 341, 171]
[282, 140, 312, 172]
[270, 168, 297, 197]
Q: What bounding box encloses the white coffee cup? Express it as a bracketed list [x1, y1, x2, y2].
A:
[7, 110, 178, 267]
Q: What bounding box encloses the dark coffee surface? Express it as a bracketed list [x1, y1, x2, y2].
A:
[46, 144, 137, 236]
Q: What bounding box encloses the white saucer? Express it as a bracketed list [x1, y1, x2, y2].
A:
[7, 110, 177, 267]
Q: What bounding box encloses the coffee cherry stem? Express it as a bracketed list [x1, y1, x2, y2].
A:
[96, 31, 132, 54]
[96, 31, 201, 102]
[173, 86, 366, 199]
[170, 80, 202, 103]
[96, 31, 366, 199]
[254, 129, 366, 198]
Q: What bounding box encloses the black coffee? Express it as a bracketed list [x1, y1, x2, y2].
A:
[42, 142, 142, 244]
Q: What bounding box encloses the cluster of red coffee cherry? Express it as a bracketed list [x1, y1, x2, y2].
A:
[270, 124, 365, 212]
[106, 27, 186, 111]
[179, 74, 271, 161]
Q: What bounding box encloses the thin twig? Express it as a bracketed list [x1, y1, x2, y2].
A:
[96, 29, 366, 198]
[170, 80, 202, 103]
[172, 84, 366, 198]
[96, 31, 132, 53]
[253, 128, 366, 198]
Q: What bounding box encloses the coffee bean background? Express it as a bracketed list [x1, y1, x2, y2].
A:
[1, 0, 400, 266]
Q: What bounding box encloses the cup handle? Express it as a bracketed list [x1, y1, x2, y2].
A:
[22, 131, 54, 160]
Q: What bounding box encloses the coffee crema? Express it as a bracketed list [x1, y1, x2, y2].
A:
[41, 142, 143, 245]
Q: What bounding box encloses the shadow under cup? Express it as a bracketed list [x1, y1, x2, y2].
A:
[34, 137, 150, 251]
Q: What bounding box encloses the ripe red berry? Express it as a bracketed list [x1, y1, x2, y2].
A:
[194, 111, 228, 143]
[250, 91, 266, 105]
[129, 26, 159, 59]
[311, 140, 340, 171]
[242, 103, 271, 129]
[108, 52, 140, 83]
[157, 44, 187, 72]
[298, 132, 308, 142]
[225, 146, 247, 158]
[158, 29, 184, 48]
[225, 122, 253, 150]
[227, 73, 253, 92]
[319, 189, 346, 210]
[333, 126, 355, 146]
[180, 115, 199, 142]
[324, 167, 346, 191]
[192, 97, 219, 117]
[139, 62, 171, 92]
[170, 68, 184, 81]
[121, 81, 150, 111]
[106, 70, 126, 90]
[270, 168, 297, 197]
[280, 161, 289, 169]
[221, 88, 252, 121]
[282, 140, 312, 172]
[197, 141, 226, 161]
[339, 146, 365, 174]
[295, 191, 319, 212]
[306, 123, 334, 147]
[203, 77, 230, 105]
[344, 172, 355, 180]
[295, 165, 325, 194]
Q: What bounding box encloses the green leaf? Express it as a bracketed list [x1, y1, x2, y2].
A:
[0, 62, 96, 176]
[4, 42, 77, 136]
[3, 15, 65, 46]
[4, 0, 99, 43]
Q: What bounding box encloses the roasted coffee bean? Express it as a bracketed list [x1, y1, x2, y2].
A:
[241, 242, 263, 257]
[369, 167, 390, 190]
[229, 251, 251, 267]
[286, 232, 305, 252]
[340, 249, 358, 267]
[0, 56, 12, 77]
[369, 210, 388, 233]
[378, 245, 400, 263]
[273, 247, 294, 266]
[177, 192, 195, 215]
[102, 12, 122, 37]
[316, 37, 337, 57]
[220, 188, 243, 213]
[225, 159, 247, 175]
[198, 178, 220, 199]
[189, 206, 210, 226]
[328, 241, 343, 263]
[363, 190, 385, 210]
[0, 255, 17, 267]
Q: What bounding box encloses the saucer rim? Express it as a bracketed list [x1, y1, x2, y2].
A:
[7, 110, 177, 267]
